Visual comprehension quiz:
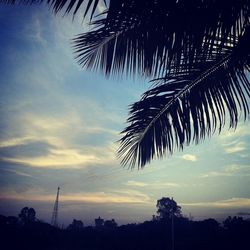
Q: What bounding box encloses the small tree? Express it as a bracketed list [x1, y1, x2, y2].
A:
[19, 207, 36, 224]
[223, 216, 244, 229]
[156, 197, 181, 220]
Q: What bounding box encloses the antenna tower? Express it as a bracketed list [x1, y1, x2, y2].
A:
[51, 186, 60, 227]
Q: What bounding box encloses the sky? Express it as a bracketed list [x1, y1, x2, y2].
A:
[0, 3, 250, 226]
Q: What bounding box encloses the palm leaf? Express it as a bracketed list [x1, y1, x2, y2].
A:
[0, 0, 106, 19]
[118, 26, 250, 168]
[73, 0, 249, 77]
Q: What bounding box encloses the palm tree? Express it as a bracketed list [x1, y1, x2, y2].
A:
[3, 0, 250, 168]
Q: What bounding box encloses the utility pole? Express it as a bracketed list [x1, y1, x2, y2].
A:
[51, 187, 60, 227]
[171, 197, 174, 250]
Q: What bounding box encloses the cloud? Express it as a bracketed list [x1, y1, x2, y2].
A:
[181, 154, 197, 162]
[224, 142, 246, 154]
[126, 181, 148, 187]
[125, 180, 186, 189]
[0, 190, 151, 204]
[85, 127, 118, 136]
[125, 178, 201, 189]
[25, 18, 47, 46]
[1, 168, 32, 178]
[150, 181, 182, 188]
[0, 142, 119, 169]
[1, 148, 99, 168]
[221, 124, 250, 139]
[201, 171, 232, 178]
[0, 137, 35, 148]
[182, 198, 250, 208]
[0, 110, 120, 169]
[0, 141, 51, 158]
[201, 164, 250, 178]
[158, 182, 181, 187]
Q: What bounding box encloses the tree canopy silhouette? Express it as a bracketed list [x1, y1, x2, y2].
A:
[2, 0, 250, 168]
[156, 197, 181, 219]
[19, 207, 36, 224]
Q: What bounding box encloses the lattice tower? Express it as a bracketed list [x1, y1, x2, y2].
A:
[51, 187, 60, 227]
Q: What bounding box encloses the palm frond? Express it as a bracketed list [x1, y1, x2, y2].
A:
[74, 0, 249, 77]
[118, 26, 250, 168]
[0, 0, 106, 19]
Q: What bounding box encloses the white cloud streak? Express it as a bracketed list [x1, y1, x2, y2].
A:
[0, 190, 151, 204]
[182, 198, 250, 208]
[224, 142, 246, 154]
[125, 180, 187, 189]
[201, 164, 250, 178]
[181, 154, 197, 162]
[126, 181, 148, 187]
[221, 124, 250, 139]
[1, 168, 32, 177]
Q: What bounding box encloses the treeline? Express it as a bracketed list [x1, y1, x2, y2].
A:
[0, 213, 249, 250]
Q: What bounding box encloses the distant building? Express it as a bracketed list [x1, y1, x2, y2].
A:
[104, 219, 117, 228]
[95, 216, 104, 228]
[67, 219, 84, 230]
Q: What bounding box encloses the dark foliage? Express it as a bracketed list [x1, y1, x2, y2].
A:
[156, 197, 182, 219]
[1, 214, 250, 250]
[19, 207, 37, 224]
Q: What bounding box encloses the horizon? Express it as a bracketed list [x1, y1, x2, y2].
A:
[0, 4, 250, 227]
[1, 195, 250, 227]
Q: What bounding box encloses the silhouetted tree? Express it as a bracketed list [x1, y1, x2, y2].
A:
[1, 210, 250, 250]
[223, 216, 244, 229]
[7, 216, 18, 226]
[156, 197, 181, 219]
[19, 207, 36, 224]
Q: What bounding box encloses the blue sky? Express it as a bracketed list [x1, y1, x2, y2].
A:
[0, 4, 250, 226]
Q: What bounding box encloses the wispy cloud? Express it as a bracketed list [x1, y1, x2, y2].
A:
[0, 110, 119, 169]
[182, 198, 250, 208]
[0, 137, 36, 148]
[181, 154, 197, 162]
[201, 164, 250, 178]
[150, 181, 182, 188]
[224, 141, 246, 154]
[0, 141, 119, 169]
[201, 171, 232, 178]
[0, 190, 151, 204]
[1, 148, 99, 168]
[125, 180, 186, 189]
[25, 18, 47, 46]
[221, 124, 250, 139]
[126, 181, 148, 187]
[1, 168, 32, 178]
